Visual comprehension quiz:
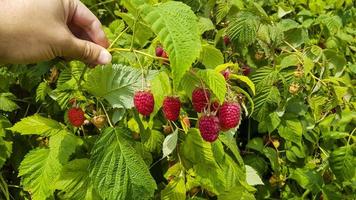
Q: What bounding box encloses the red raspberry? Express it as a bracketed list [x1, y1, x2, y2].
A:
[155, 46, 164, 57]
[242, 65, 251, 76]
[192, 88, 210, 113]
[223, 35, 230, 45]
[68, 108, 85, 127]
[198, 115, 220, 142]
[218, 102, 241, 131]
[134, 91, 154, 116]
[163, 96, 181, 121]
[221, 69, 230, 80]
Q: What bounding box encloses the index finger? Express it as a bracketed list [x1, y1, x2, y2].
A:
[70, 0, 109, 48]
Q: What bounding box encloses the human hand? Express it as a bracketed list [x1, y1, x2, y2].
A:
[0, 0, 112, 65]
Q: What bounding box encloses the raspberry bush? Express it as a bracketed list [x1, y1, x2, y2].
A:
[0, 0, 355, 200]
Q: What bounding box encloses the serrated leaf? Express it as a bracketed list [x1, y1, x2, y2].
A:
[245, 165, 264, 186]
[230, 75, 255, 95]
[277, 119, 303, 145]
[140, 1, 201, 87]
[54, 159, 101, 200]
[329, 146, 355, 181]
[218, 184, 255, 200]
[0, 93, 19, 112]
[216, 0, 232, 23]
[199, 44, 224, 69]
[198, 17, 215, 34]
[85, 64, 141, 109]
[36, 82, 51, 102]
[161, 177, 186, 200]
[181, 129, 226, 194]
[19, 148, 61, 200]
[162, 129, 178, 158]
[227, 11, 260, 46]
[89, 127, 156, 200]
[8, 115, 63, 136]
[179, 72, 201, 99]
[197, 69, 227, 103]
[290, 168, 323, 193]
[280, 54, 300, 69]
[18, 124, 82, 200]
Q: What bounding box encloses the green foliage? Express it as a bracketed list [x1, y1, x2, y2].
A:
[89, 127, 156, 200]
[85, 64, 142, 109]
[140, 1, 202, 87]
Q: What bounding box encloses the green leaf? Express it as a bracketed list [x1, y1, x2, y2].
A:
[219, 134, 244, 166]
[8, 115, 63, 136]
[218, 184, 255, 200]
[329, 146, 355, 181]
[0, 116, 12, 169]
[180, 129, 226, 194]
[246, 138, 264, 152]
[0, 93, 19, 112]
[162, 129, 178, 158]
[245, 165, 264, 186]
[277, 119, 303, 145]
[198, 17, 215, 34]
[280, 54, 300, 69]
[290, 168, 323, 193]
[19, 148, 62, 200]
[230, 75, 256, 95]
[258, 112, 281, 133]
[141, 1, 201, 87]
[227, 11, 260, 46]
[253, 86, 281, 122]
[151, 71, 172, 116]
[143, 129, 164, 154]
[54, 159, 101, 200]
[18, 126, 81, 200]
[36, 82, 51, 102]
[197, 69, 227, 103]
[216, 0, 232, 23]
[117, 12, 153, 47]
[179, 72, 200, 99]
[283, 28, 308, 48]
[89, 127, 156, 200]
[263, 147, 279, 171]
[161, 177, 186, 200]
[199, 44, 224, 69]
[85, 65, 141, 109]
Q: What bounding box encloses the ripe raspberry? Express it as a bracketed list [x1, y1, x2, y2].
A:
[218, 102, 241, 131]
[155, 46, 164, 57]
[198, 115, 220, 142]
[242, 65, 251, 76]
[163, 96, 181, 121]
[161, 51, 168, 59]
[223, 35, 230, 45]
[221, 69, 230, 80]
[68, 108, 85, 127]
[192, 88, 210, 112]
[134, 91, 154, 116]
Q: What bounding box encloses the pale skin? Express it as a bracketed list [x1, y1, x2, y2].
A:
[0, 0, 112, 65]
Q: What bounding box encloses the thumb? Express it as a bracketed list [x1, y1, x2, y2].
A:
[65, 36, 112, 65]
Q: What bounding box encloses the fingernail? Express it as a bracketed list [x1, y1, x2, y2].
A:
[97, 49, 112, 64]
